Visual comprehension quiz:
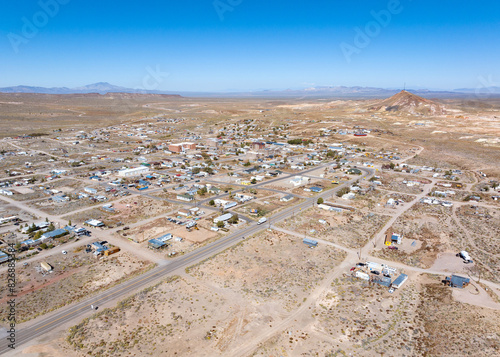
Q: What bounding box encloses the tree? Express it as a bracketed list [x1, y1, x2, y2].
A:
[251, 178, 257, 184]
[228, 214, 239, 224]
[317, 197, 324, 205]
[336, 187, 350, 197]
[68, 220, 72, 226]
[40, 243, 48, 249]
[209, 199, 215, 206]
[217, 221, 225, 228]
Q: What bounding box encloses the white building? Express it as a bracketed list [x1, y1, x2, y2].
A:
[290, 176, 310, 187]
[118, 166, 150, 177]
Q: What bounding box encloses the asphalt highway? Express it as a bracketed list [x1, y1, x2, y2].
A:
[0, 167, 373, 355]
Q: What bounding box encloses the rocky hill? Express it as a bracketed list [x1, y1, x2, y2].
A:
[369, 90, 446, 115]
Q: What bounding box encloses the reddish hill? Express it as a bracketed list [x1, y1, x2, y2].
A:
[369, 90, 446, 115]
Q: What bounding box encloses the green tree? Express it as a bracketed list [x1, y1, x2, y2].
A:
[317, 197, 324, 205]
[228, 214, 239, 224]
[40, 243, 48, 249]
[217, 221, 225, 228]
[251, 178, 257, 184]
[209, 199, 215, 206]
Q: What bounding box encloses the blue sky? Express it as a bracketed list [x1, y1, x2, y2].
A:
[1, 0, 499, 92]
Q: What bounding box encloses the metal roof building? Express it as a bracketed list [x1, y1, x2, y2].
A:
[303, 238, 318, 247]
[41, 228, 69, 239]
[391, 274, 408, 289]
[446, 275, 470, 289]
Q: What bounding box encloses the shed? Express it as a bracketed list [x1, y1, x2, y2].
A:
[303, 238, 318, 247]
[40, 262, 53, 272]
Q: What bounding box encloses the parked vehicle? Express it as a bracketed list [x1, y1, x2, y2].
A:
[456, 250, 473, 264]
[258, 217, 267, 225]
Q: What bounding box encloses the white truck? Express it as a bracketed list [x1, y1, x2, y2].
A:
[456, 250, 473, 264]
[257, 217, 267, 225]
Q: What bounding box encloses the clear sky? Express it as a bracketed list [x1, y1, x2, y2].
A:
[1, 0, 499, 92]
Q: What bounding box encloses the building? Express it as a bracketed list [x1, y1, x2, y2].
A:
[391, 274, 408, 289]
[178, 208, 190, 216]
[0, 251, 9, 264]
[40, 262, 53, 272]
[290, 176, 310, 187]
[118, 166, 150, 177]
[0, 189, 13, 196]
[85, 219, 104, 227]
[252, 142, 265, 150]
[372, 276, 392, 287]
[214, 213, 233, 223]
[303, 238, 318, 247]
[280, 194, 294, 202]
[177, 193, 194, 202]
[148, 238, 166, 249]
[104, 247, 120, 256]
[310, 186, 323, 193]
[168, 142, 197, 153]
[91, 242, 108, 255]
[214, 199, 237, 209]
[84, 187, 97, 195]
[41, 228, 69, 240]
[445, 275, 470, 289]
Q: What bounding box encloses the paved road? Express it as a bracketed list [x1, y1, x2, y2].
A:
[0, 167, 373, 354]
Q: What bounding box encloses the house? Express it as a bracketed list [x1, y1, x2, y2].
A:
[85, 219, 104, 227]
[178, 208, 190, 216]
[318, 204, 343, 212]
[208, 186, 221, 194]
[91, 242, 109, 255]
[148, 238, 166, 249]
[445, 275, 470, 289]
[41, 228, 69, 240]
[214, 213, 233, 223]
[0, 189, 13, 196]
[310, 186, 323, 193]
[290, 176, 310, 187]
[84, 187, 97, 195]
[177, 193, 194, 202]
[214, 199, 237, 209]
[347, 168, 362, 175]
[280, 194, 294, 202]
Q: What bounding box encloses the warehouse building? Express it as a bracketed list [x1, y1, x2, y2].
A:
[118, 166, 150, 177]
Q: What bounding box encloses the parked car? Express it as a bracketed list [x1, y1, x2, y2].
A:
[371, 270, 380, 275]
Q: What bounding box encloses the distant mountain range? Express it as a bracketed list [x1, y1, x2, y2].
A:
[1, 82, 499, 98]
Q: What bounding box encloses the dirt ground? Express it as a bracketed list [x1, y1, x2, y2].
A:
[0, 249, 152, 324]
[51, 230, 346, 356]
[250, 274, 500, 357]
[278, 207, 390, 249]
